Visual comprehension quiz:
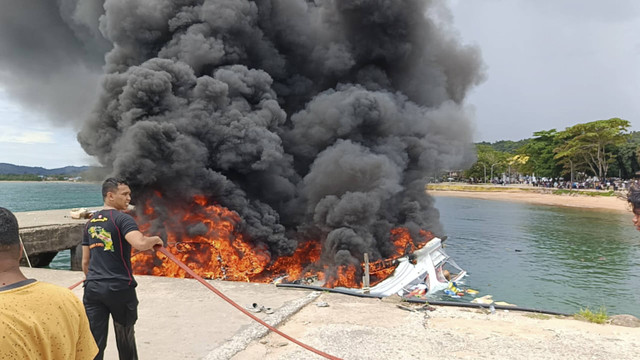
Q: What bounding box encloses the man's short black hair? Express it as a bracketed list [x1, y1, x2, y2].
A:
[628, 182, 640, 212]
[0, 207, 20, 250]
[102, 177, 129, 199]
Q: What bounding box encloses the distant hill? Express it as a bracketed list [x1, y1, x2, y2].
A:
[0, 163, 90, 176]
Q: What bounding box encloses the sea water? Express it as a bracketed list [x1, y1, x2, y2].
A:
[0, 181, 102, 212]
[0, 181, 102, 271]
[433, 195, 640, 317]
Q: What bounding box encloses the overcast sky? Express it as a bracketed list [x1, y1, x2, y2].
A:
[0, 0, 638, 168]
[0, 88, 95, 168]
[449, 0, 640, 142]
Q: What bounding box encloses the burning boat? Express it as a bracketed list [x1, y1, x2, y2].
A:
[363, 237, 466, 297]
[274, 234, 467, 297]
[130, 194, 465, 298]
[56, 1, 482, 300]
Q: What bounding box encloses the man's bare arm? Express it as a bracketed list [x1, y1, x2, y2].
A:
[124, 230, 164, 251]
[81, 246, 90, 275]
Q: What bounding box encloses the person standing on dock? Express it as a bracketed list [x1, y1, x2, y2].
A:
[0, 207, 98, 359]
[82, 177, 163, 360]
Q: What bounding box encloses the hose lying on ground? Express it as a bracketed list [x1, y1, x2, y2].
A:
[276, 283, 572, 317]
[66, 248, 342, 360]
[154, 246, 341, 360]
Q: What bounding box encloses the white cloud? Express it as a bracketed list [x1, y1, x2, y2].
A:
[0, 130, 54, 144]
[0, 87, 95, 167]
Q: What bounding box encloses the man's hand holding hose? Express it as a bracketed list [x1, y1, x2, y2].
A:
[124, 231, 164, 251]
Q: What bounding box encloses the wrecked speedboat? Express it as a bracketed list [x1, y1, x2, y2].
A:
[338, 237, 466, 297]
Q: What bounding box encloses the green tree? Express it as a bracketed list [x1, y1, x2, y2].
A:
[0, 174, 42, 181]
[465, 144, 510, 181]
[611, 131, 640, 178]
[477, 139, 530, 153]
[518, 129, 562, 178]
[554, 118, 631, 178]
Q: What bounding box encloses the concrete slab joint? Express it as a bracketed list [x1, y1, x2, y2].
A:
[203, 291, 322, 360]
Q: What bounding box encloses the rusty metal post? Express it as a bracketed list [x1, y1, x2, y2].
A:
[363, 253, 370, 293]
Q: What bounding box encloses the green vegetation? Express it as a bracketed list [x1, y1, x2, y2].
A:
[477, 139, 529, 153]
[466, 144, 511, 181]
[575, 306, 609, 324]
[427, 183, 529, 192]
[551, 189, 615, 197]
[46, 175, 70, 181]
[611, 131, 640, 178]
[465, 118, 639, 181]
[518, 130, 563, 178]
[554, 118, 630, 179]
[0, 174, 43, 181]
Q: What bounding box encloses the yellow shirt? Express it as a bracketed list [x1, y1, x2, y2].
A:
[0, 280, 98, 360]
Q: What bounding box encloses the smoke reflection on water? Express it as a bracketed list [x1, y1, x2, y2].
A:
[433, 195, 640, 317]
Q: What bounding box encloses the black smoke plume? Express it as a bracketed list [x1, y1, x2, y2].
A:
[0, 0, 108, 125]
[6, 0, 485, 275]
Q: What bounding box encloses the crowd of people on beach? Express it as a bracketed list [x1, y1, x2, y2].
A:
[474, 175, 633, 192]
[529, 177, 629, 191]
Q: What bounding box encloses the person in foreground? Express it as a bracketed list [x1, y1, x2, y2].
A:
[628, 182, 640, 232]
[82, 177, 163, 360]
[0, 207, 98, 359]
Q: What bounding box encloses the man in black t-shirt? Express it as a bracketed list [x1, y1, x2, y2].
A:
[82, 177, 163, 360]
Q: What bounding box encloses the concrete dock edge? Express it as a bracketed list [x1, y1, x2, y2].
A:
[204, 291, 322, 360]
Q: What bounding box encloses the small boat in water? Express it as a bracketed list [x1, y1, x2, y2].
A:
[338, 237, 466, 297]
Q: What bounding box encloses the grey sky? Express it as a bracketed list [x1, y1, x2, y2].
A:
[449, 0, 640, 141]
[0, 0, 638, 167]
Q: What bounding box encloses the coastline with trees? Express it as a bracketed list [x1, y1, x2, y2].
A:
[0, 163, 107, 182]
[461, 118, 637, 187]
[429, 118, 637, 211]
[427, 182, 629, 213]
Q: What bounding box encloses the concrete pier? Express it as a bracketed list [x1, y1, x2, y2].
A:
[13, 208, 323, 358]
[11, 208, 640, 359]
[15, 208, 99, 269]
[21, 267, 318, 359]
[19, 267, 640, 360]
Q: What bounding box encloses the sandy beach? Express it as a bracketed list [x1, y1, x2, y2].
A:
[427, 184, 630, 213]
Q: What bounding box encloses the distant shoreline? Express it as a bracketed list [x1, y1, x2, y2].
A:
[427, 183, 630, 213]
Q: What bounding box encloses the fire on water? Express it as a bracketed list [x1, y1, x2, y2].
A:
[131, 195, 435, 289]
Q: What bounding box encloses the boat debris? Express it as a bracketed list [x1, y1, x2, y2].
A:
[334, 237, 468, 298]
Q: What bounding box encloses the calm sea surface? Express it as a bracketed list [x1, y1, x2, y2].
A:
[0, 182, 102, 212]
[3, 182, 639, 316]
[433, 195, 640, 317]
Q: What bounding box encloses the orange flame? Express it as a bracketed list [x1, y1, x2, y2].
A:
[132, 195, 270, 281]
[324, 265, 358, 288]
[131, 195, 435, 288]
